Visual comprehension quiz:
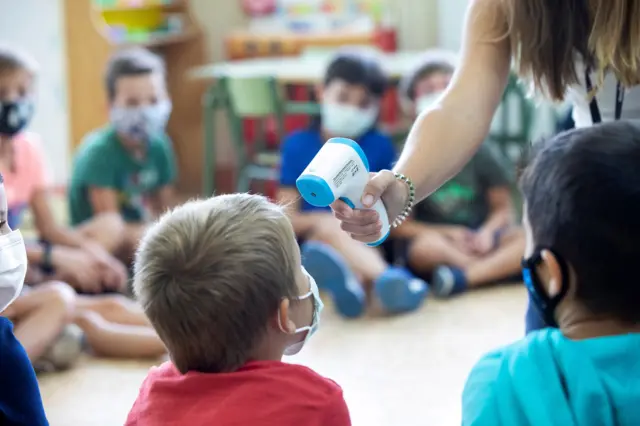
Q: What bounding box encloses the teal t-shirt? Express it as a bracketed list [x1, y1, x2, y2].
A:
[463, 328, 640, 426]
[68, 126, 177, 225]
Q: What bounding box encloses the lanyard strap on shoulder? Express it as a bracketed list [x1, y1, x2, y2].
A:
[585, 69, 625, 123]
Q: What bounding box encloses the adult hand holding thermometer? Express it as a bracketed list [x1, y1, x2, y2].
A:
[296, 137, 390, 246]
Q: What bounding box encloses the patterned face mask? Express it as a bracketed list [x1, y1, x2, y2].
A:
[110, 101, 172, 141]
[0, 99, 34, 137]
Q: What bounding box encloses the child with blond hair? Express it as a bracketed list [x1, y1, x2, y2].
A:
[126, 194, 350, 426]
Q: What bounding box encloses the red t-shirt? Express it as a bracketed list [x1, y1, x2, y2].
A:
[125, 360, 351, 426]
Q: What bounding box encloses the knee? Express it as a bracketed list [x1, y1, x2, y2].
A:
[88, 213, 127, 251]
[407, 236, 445, 269]
[39, 281, 76, 320]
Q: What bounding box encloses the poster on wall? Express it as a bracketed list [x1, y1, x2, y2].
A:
[278, 0, 349, 15]
[241, 0, 277, 16]
[245, 0, 385, 33]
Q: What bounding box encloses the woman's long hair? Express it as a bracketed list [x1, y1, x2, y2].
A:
[505, 0, 640, 100]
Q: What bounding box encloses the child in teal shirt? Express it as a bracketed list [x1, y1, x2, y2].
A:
[68, 48, 177, 262]
[462, 121, 640, 425]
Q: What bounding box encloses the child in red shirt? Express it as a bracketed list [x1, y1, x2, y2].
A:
[126, 194, 350, 426]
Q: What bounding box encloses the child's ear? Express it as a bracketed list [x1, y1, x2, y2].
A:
[541, 250, 562, 297]
[277, 298, 296, 333]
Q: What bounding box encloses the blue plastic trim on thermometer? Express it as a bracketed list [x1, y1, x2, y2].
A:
[366, 229, 391, 247]
[327, 138, 370, 172]
[338, 197, 355, 209]
[296, 174, 335, 207]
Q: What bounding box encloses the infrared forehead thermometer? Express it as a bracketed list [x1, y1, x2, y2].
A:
[296, 137, 390, 247]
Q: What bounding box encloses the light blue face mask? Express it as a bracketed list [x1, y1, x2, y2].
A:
[279, 266, 324, 356]
[110, 100, 172, 141]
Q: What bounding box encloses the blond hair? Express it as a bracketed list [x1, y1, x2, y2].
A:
[133, 194, 298, 373]
[504, 0, 640, 101]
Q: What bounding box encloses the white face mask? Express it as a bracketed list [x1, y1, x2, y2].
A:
[0, 230, 27, 313]
[278, 267, 324, 356]
[321, 102, 378, 139]
[416, 91, 444, 115]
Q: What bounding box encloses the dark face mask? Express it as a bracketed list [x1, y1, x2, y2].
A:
[521, 248, 570, 328]
[0, 100, 34, 137]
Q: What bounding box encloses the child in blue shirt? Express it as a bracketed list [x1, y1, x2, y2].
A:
[462, 121, 640, 426]
[278, 51, 427, 318]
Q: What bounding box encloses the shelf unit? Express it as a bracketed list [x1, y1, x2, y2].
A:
[63, 0, 208, 193]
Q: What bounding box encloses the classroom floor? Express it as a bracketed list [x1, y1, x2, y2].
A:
[38, 284, 526, 426]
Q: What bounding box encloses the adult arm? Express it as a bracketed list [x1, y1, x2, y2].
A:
[394, 0, 511, 202]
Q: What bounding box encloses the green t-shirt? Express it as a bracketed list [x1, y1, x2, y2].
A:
[414, 142, 511, 228]
[68, 126, 177, 225]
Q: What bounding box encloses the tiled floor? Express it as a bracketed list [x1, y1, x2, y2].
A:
[39, 284, 526, 426]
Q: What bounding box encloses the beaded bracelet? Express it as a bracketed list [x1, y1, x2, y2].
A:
[391, 172, 415, 228]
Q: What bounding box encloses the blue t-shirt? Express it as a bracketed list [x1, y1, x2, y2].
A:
[462, 328, 640, 426]
[279, 128, 396, 212]
[0, 317, 49, 425]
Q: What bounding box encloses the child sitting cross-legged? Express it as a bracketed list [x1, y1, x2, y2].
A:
[0, 174, 166, 372]
[462, 121, 640, 425]
[0, 44, 127, 294]
[278, 50, 427, 318]
[395, 49, 525, 298]
[69, 47, 178, 266]
[126, 194, 350, 426]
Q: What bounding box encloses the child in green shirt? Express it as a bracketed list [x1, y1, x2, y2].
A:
[68, 47, 177, 262]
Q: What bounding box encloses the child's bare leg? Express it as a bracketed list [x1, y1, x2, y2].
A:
[75, 294, 149, 326]
[307, 214, 386, 284]
[3, 282, 75, 361]
[408, 230, 478, 274]
[465, 228, 525, 287]
[74, 310, 165, 359]
[75, 212, 127, 254]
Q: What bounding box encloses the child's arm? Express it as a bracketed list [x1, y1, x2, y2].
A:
[478, 186, 513, 234]
[472, 145, 515, 253]
[30, 188, 86, 248]
[0, 317, 49, 426]
[148, 135, 178, 216]
[149, 185, 176, 217]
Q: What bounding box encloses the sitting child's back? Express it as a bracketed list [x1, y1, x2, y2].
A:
[462, 121, 640, 426]
[126, 194, 350, 426]
[129, 360, 346, 425]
